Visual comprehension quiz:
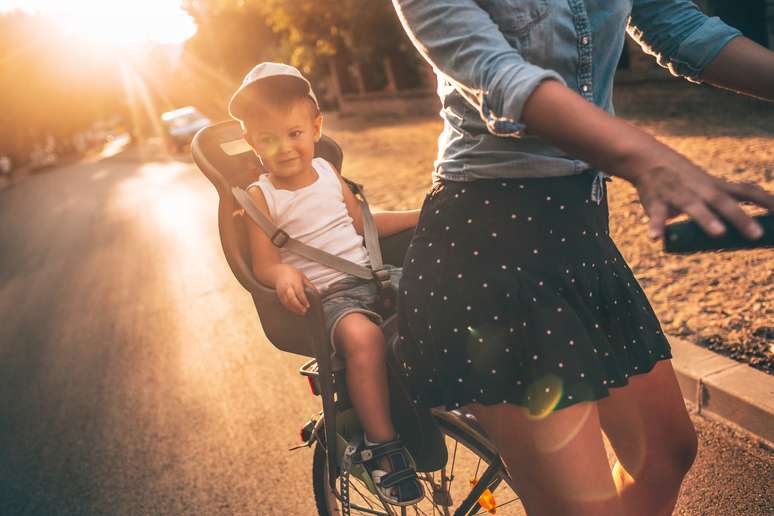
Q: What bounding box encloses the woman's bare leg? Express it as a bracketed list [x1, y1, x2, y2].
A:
[468, 401, 625, 516]
[597, 359, 698, 516]
[335, 313, 396, 443]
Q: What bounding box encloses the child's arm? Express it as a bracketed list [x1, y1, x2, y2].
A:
[244, 186, 315, 316]
[338, 175, 420, 237]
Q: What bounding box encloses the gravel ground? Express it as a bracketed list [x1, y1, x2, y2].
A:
[325, 79, 774, 375]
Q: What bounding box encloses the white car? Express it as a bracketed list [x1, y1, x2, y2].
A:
[0, 156, 11, 175]
[161, 106, 210, 153]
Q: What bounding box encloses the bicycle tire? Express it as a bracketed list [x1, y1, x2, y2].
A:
[312, 409, 524, 516]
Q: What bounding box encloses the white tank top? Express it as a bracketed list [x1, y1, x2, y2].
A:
[249, 158, 370, 290]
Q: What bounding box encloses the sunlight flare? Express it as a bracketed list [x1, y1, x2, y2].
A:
[0, 0, 196, 47]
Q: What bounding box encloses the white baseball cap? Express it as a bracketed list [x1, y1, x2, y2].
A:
[228, 62, 319, 121]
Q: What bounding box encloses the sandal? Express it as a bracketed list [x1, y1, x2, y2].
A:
[355, 436, 424, 507]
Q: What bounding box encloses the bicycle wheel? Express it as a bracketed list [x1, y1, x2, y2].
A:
[312, 409, 525, 516]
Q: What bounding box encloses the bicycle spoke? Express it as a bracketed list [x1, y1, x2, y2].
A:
[412, 504, 430, 516]
[473, 457, 482, 480]
[448, 439, 458, 480]
[349, 480, 377, 510]
[417, 472, 448, 516]
[430, 471, 438, 515]
[471, 496, 521, 516]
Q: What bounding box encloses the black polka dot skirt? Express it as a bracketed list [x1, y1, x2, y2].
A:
[397, 171, 672, 415]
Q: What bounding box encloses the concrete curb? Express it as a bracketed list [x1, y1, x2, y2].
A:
[669, 336, 774, 447]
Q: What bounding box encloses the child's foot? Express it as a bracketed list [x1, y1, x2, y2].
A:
[360, 435, 424, 507]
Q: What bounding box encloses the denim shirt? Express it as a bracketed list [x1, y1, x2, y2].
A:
[392, 0, 741, 199]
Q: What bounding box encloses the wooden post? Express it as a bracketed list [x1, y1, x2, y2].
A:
[383, 56, 397, 92]
[351, 63, 367, 95]
[326, 59, 345, 110]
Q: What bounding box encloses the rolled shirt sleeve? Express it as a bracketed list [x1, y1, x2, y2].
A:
[392, 0, 565, 138]
[628, 0, 743, 83]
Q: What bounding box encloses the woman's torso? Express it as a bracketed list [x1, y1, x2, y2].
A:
[434, 0, 633, 182]
[251, 157, 370, 290]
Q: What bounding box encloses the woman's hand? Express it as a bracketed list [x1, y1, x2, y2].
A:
[522, 80, 774, 242]
[620, 146, 774, 241]
[274, 265, 316, 316]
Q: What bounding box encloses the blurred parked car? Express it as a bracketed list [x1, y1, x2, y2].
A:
[161, 106, 210, 153]
[29, 148, 57, 171]
[0, 155, 12, 175]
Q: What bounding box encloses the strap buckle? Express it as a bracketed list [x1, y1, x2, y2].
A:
[271, 229, 290, 248]
[372, 268, 392, 290]
[372, 268, 397, 317]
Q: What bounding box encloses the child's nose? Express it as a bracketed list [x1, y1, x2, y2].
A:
[277, 137, 293, 153]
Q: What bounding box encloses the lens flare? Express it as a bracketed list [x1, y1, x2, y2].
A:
[524, 374, 564, 420]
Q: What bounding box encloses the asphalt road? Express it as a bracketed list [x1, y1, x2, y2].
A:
[0, 148, 772, 515]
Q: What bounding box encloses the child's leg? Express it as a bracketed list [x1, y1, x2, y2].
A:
[334, 312, 426, 506]
[334, 312, 395, 443]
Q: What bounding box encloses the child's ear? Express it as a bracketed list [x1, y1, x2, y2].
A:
[313, 113, 323, 142]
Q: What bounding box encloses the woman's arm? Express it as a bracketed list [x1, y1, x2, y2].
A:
[373, 210, 420, 238]
[392, 0, 564, 137]
[521, 80, 774, 241]
[700, 36, 774, 102]
[628, 0, 742, 84]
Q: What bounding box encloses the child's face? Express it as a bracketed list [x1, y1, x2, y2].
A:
[243, 99, 322, 182]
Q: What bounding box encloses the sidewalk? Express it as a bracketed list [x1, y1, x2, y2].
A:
[670, 336, 774, 448]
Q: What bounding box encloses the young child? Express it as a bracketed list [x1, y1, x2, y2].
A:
[228, 62, 423, 506]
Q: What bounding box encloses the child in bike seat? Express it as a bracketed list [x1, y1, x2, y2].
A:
[229, 62, 423, 506]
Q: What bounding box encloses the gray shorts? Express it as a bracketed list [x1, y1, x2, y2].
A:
[321, 265, 402, 351]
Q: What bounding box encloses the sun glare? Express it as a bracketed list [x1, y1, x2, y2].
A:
[0, 0, 196, 47]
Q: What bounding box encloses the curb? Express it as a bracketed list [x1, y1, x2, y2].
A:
[669, 336, 774, 447]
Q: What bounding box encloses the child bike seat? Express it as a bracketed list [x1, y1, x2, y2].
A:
[191, 120, 413, 363]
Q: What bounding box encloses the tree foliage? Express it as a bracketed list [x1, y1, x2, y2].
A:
[0, 1, 425, 162]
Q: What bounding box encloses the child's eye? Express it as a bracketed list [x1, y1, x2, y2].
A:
[259, 136, 275, 145]
[289, 130, 302, 138]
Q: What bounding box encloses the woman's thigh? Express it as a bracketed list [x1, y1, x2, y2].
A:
[467, 401, 624, 516]
[596, 359, 698, 481]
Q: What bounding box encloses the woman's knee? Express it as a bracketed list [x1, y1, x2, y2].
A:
[640, 425, 698, 486]
[600, 360, 698, 483]
[667, 425, 698, 477]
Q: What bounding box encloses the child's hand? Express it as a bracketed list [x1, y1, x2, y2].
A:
[274, 265, 316, 316]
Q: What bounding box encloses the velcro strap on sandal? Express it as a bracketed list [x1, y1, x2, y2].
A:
[378, 468, 417, 489]
[356, 440, 405, 463]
